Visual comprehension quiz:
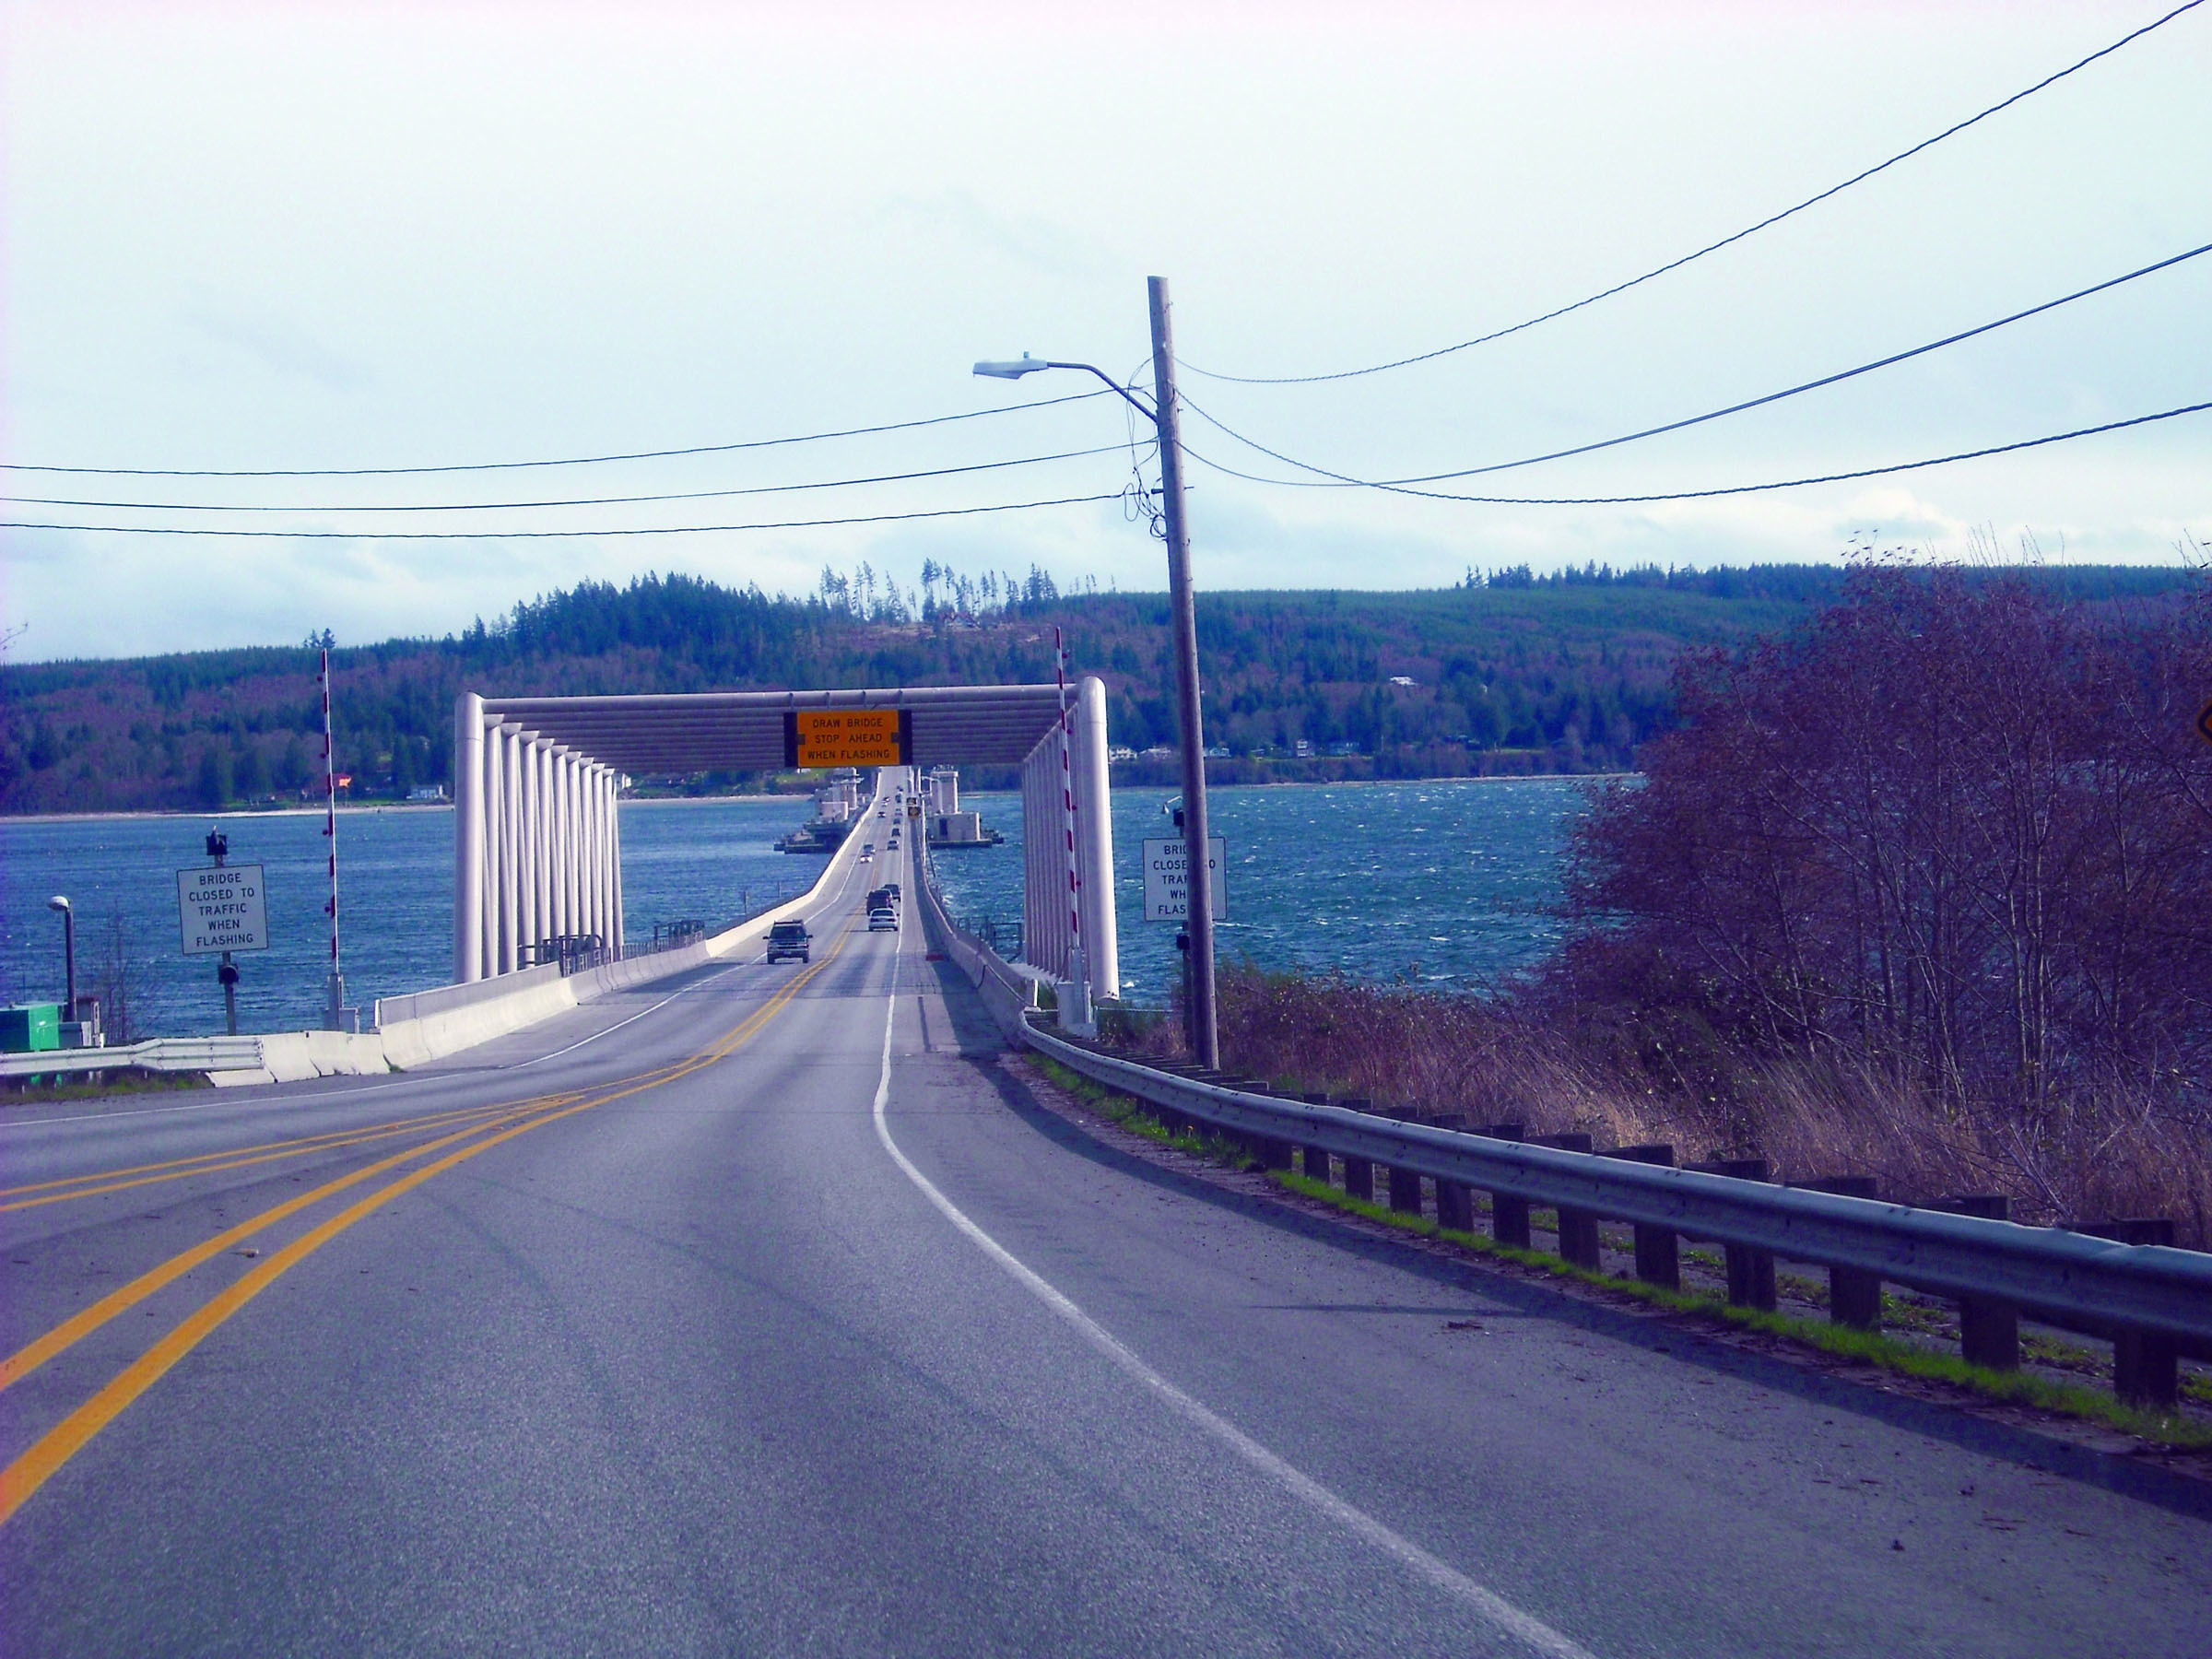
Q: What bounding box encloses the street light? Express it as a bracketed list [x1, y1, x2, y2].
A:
[973, 276, 1220, 1066]
[46, 895, 76, 1032]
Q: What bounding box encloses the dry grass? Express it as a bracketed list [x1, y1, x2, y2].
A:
[1182, 967, 2212, 1248]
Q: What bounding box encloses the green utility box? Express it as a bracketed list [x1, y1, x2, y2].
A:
[0, 1004, 63, 1053]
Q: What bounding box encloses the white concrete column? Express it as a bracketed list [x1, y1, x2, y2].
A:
[568, 750, 584, 942]
[1074, 676, 1119, 1001]
[579, 762, 596, 947]
[499, 724, 523, 974]
[483, 721, 506, 975]
[533, 741, 554, 951]
[586, 764, 606, 947]
[608, 771, 625, 955]
[453, 692, 487, 982]
[516, 735, 538, 960]
[597, 768, 617, 951]
[567, 751, 585, 941]
[551, 749, 572, 939]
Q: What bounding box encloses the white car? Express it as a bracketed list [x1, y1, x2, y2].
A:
[867, 906, 897, 932]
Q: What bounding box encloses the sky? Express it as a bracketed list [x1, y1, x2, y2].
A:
[4, 0, 2208, 662]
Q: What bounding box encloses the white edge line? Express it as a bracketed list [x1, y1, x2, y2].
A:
[866, 924, 1598, 1659]
[510, 961, 746, 1068]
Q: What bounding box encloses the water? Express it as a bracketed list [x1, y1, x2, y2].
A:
[0, 798, 819, 1039]
[0, 779, 1592, 1036]
[927, 777, 1593, 1004]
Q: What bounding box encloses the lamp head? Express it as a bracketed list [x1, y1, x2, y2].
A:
[972, 353, 1048, 380]
[47, 894, 70, 912]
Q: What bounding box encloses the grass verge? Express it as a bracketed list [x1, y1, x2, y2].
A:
[1032, 1057, 2212, 1450]
[2, 1069, 213, 1105]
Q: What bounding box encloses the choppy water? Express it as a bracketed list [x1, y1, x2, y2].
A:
[0, 778, 1590, 1036]
[927, 778, 1593, 1005]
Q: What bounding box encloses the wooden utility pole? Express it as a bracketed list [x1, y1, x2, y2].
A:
[1147, 276, 1218, 1067]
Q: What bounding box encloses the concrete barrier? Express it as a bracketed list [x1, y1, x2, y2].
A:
[199, 784, 886, 1086]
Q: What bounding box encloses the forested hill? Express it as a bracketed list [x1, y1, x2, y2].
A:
[1, 562, 2196, 814]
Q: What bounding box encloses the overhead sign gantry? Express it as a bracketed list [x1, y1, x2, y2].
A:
[450, 683, 1118, 1003]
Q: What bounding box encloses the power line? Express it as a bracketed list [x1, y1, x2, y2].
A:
[4, 444, 1130, 514]
[1180, 239, 2212, 488]
[1179, 0, 2206, 386]
[0, 491, 1123, 540]
[1181, 399, 2211, 505]
[0, 389, 1115, 478]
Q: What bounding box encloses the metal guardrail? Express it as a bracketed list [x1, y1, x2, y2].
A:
[1, 1035, 265, 1081]
[885, 857, 2212, 1407]
[1018, 1020, 2212, 1406]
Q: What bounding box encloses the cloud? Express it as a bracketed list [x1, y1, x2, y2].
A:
[875, 189, 1118, 281]
[174, 294, 371, 393]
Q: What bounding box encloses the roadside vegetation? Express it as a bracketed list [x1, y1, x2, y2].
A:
[1033, 1055, 2212, 1448]
[1135, 565, 2212, 1248]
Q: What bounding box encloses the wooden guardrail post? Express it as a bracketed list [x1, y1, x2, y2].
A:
[2076, 1218, 2181, 1405]
[1935, 1195, 2019, 1370]
[1480, 1123, 1531, 1246]
[1529, 1132, 1600, 1266]
[1242, 1085, 1298, 1171]
[1792, 1175, 1883, 1329]
[1611, 1144, 1680, 1288]
[1690, 1158, 1777, 1310]
[1299, 1094, 1334, 1182]
[1431, 1115, 1474, 1230]
[1382, 1110, 1424, 1216]
[1338, 1100, 1376, 1201]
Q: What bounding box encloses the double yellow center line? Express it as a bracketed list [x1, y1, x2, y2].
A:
[0, 921, 859, 1526]
[0, 1097, 572, 1214]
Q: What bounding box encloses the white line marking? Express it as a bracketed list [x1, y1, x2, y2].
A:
[867, 943, 1598, 1659]
[511, 961, 746, 1068]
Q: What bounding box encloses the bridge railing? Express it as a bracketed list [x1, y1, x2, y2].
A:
[913, 846, 1039, 1040]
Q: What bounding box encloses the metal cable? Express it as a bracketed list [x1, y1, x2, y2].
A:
[1176, 240, 2212, 488]
[5, 444, 1130, 514]
[1, 389, 1116, 478]
[0, 492, 1124, 539]
[1178, 0, 2206, 385]
[1181, 399, 2212, 504]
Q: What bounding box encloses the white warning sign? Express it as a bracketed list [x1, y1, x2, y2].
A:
[176, 865, 270, 955]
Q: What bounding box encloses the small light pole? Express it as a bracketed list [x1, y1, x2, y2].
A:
[973, 275, 1220, 1065]
[46, 896, 76, 1035]
[206, 827, 240, 1036]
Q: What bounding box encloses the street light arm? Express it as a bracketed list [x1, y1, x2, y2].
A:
[972, 355, 1155, 420]
[1042, 362, 1156, 420]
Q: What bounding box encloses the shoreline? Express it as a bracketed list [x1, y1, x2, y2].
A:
[0, 769, 1627, 828]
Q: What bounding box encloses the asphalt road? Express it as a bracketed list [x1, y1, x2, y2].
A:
[3, 826, 2207, 1655]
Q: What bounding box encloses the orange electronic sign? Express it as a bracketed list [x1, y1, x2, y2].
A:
[783, 708, 911, 768]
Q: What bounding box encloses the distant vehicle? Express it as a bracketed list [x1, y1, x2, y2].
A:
[765, 920, 811, 964]
[866, 886, 899, 912]
[868, 905, 897, 932]
[882, 882, 900, 900]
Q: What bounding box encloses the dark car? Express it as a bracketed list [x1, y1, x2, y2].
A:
[765, 920, 810, 964]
